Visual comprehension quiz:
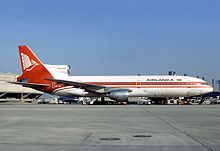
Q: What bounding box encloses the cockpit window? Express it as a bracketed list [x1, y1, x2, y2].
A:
[202, 82, 208, 85]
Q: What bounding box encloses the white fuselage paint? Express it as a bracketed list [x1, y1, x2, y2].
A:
[52, 75, 213, 98]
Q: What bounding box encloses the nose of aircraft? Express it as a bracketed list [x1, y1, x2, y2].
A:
[205, 85, 214, 93]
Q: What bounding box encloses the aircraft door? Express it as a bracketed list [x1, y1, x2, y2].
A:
[136, 80, 142, 88]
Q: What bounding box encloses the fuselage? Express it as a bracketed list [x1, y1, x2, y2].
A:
[52, 75, 213, 98]
[16, 45, 214, 101]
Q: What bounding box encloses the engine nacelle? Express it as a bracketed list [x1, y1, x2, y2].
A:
[108, 89, 129, 102]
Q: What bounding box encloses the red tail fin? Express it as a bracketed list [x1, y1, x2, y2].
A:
[18, 45, 43, 73]
[17, 46, 54, 92]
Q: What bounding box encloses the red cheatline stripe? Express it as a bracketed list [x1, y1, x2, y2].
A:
[87, 82, 203, 86]
[52, 86, 74, 94]
[50, 82, 210, 93]
[100, 85, 210, 88]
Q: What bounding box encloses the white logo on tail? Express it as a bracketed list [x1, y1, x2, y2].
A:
[21, 53, 39, 71]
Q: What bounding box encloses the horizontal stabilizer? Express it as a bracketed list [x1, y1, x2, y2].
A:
[9, 82, 49, 88]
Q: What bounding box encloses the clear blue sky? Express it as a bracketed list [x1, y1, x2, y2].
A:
[0, 0, 219, 84]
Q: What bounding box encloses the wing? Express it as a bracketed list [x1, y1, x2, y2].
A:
[46, 78, 113, 93]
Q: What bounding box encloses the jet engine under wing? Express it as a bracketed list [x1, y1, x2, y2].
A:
[46, 78, 112, 93]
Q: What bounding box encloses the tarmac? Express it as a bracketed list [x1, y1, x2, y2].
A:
[0, 105, 219, 151]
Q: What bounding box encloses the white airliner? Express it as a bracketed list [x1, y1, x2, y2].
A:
[13, 45, 213, 102]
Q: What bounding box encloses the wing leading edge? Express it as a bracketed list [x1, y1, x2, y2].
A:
[45, 78, 129, 94]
